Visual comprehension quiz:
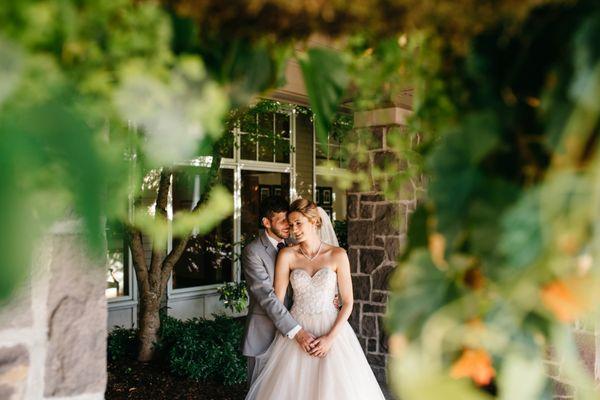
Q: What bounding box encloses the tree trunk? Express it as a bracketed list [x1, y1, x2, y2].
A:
[130, 145, 227, 361]
[137, 295, 161, 362]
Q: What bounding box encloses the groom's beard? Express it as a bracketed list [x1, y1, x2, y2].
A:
[269, 226, 289, 241]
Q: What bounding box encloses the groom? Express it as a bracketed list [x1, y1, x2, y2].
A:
[241, 196, 316, 384]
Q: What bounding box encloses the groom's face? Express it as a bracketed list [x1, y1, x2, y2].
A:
[263, 211, 290, 240]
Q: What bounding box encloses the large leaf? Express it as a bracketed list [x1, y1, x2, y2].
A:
[299, 47, 349, 145]
[498, 352, 546, 400]
[388, 249, 460, 339]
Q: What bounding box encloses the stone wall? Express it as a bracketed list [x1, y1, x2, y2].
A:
[346, 107, 599, 399]
[347, 107, 419, 388]
[547, 323, 598, 399]
[0, 222, 107, 400]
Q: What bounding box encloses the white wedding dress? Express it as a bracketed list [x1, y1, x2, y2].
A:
[245, 266, 385, 400]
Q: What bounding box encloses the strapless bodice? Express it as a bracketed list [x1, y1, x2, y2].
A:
[289, 267, 337, 317]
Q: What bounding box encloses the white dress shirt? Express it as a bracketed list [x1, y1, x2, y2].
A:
[265, 232, 301, 339]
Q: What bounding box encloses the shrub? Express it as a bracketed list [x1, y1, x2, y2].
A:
[162, 314, 246, 385]
[107, 314, 246, 386]
[107, 326, 138, 362]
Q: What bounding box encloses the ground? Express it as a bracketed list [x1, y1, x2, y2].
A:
[106, 359, 247, 400]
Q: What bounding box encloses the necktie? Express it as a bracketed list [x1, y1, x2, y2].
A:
[277, 242, 286, 251]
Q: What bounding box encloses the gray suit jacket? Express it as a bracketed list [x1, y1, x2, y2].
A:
[241, 231, 297, 357]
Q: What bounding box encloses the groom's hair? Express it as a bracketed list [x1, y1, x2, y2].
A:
[260, 196, 289, 220]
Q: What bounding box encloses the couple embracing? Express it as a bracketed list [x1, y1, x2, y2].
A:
[242, 196, 385, 400]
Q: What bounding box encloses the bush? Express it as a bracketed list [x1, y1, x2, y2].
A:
[107, 326, 138, 362]
[107, 314, 246, 386]
[161, 314, 246, 386]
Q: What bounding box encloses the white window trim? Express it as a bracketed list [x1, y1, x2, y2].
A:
[108, 121, 139, 308]
[167, 107, 297, 299]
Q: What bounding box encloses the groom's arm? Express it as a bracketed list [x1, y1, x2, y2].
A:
[242, 246, 299, 337]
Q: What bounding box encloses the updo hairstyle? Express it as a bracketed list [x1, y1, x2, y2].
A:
[289, 198, 322, 228]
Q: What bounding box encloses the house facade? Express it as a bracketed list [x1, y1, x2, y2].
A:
[106, 57, 350, 328]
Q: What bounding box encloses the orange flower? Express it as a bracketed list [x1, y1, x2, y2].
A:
[541, 278, 590, 323]
[450, 348, 495, 386]
[464, 267, 485, 290]
[428, 233, 448, 269]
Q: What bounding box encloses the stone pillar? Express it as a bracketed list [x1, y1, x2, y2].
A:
[0, 220, 107, 400]
[347, 107, 419, 387]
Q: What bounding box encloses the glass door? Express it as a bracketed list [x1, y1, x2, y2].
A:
[240, 170, 290, 245]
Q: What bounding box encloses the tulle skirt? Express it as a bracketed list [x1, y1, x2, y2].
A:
[245, 310, 385, 400]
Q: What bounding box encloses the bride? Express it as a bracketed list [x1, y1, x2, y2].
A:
[245, 198, 385, 400]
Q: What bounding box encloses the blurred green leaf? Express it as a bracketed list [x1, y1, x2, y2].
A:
[115, 56, 228, 166]
[0, 37, 22, 105]
[391, 346, 492, 400]
[498, 352, 546, 400]
[388, 249, 461, 339]
[497, 188, 543, 272]
[299, 47, 349, 146]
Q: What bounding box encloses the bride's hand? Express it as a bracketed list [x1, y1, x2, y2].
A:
[309, 335, 333, 357]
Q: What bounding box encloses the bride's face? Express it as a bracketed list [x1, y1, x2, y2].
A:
[288, 211, 316, 242]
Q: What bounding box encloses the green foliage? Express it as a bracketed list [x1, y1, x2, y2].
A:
[160, 315, 246, 386]
[0, 0, 246, 302]
[109, 314, 246, 385]
[299, 48, 349, 146]
[385, 1, 600, 398]
[107, 326, 139, 362]
[217, 281, 248, 313]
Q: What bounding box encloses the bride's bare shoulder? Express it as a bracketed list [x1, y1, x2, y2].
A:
[324, 243, 346, 257]
[280, 244, 300, 256]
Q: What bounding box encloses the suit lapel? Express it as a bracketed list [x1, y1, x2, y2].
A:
[259, 231, 277, 266]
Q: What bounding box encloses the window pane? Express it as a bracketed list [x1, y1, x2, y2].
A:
[220, 132, 234, 159]
[239, 114, 257, 134]
[241, 170, 290, 242]
[315, 177, 347, 248]
[329, 145, 341, 166]
[240, 133, 257, 160]
[275, 138, 290, 163]
[172, 168, 234, 289]
[258, 135, 273, 162]
[275, 113, 290, 139]
[258, 112, 274, 134]
[105, 220, 129, 298]
[315, 142, 327, 166]
[329, 134, 339, 146]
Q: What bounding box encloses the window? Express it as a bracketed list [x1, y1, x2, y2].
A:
[105, 219, 129, 298]
[171, 167, 235, 289]
[315, 133, 345, 168]
[240, 111, 291, 164]
[240, 170, 290, 242]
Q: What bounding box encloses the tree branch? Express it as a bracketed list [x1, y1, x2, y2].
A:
[127, 225, 151, 295]
[149, 169, 172, 287]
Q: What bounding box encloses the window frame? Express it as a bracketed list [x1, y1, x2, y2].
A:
[167, 104, 297, 297]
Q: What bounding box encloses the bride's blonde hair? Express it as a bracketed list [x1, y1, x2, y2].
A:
[289, 198, 322, 228]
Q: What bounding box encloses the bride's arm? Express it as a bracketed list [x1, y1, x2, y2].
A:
[310, 249, 353, 357]
[273, 248, 292, 303]
[275, 248, 318, 352]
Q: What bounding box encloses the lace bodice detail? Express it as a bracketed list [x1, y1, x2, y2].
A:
[290, 267, 337, 317]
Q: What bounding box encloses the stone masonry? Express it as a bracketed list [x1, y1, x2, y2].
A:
[346, 107, 599, 399]
[0, 220, 107, 400]
[347, 107, 418, 388]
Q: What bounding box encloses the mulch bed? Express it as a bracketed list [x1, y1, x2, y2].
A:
[106, 359, 248, 400]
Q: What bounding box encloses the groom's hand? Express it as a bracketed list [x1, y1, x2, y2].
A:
[333, 294, 340, 309]
[294, 328, 316, 352]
